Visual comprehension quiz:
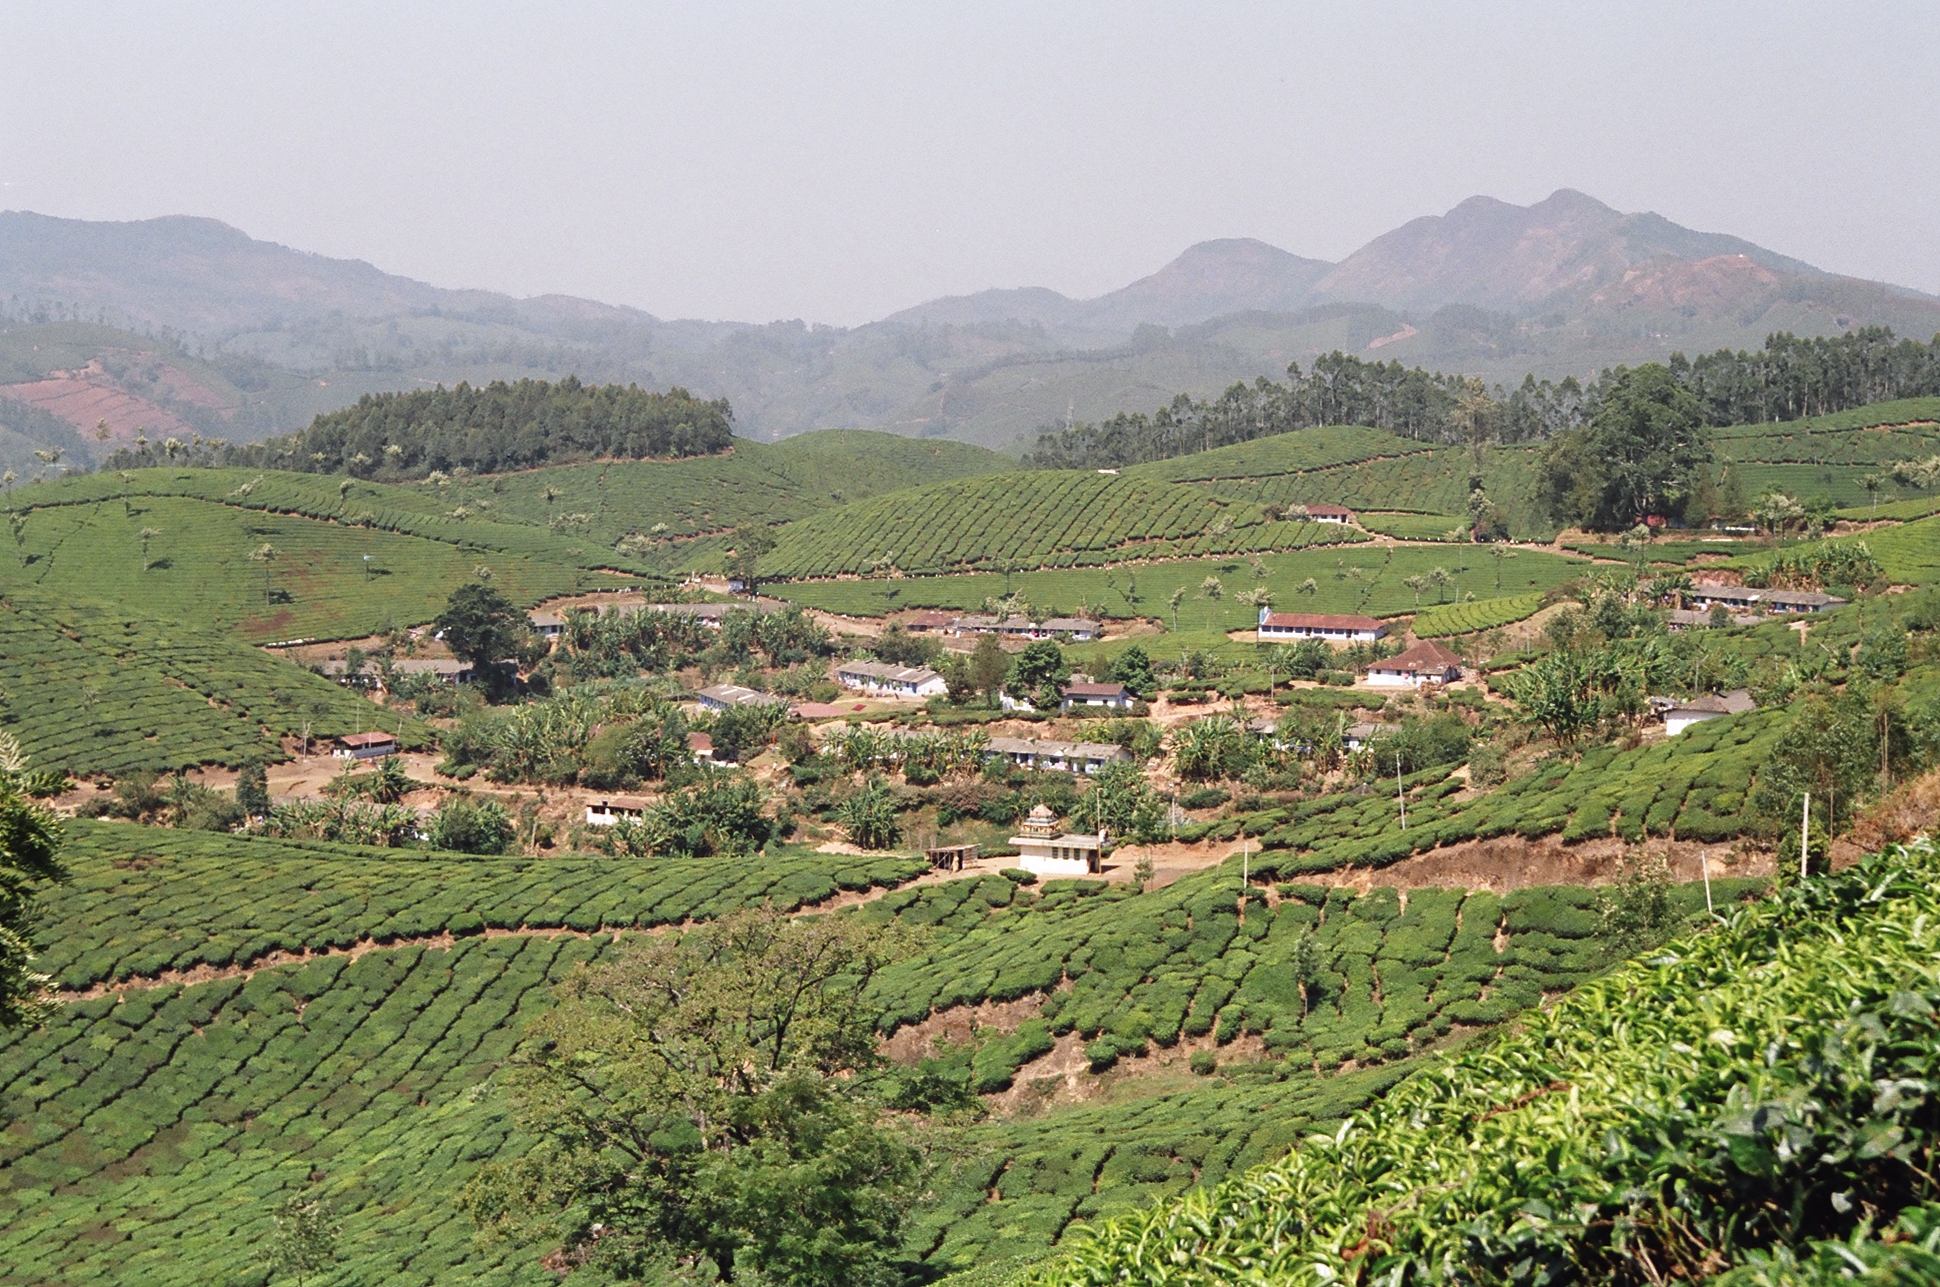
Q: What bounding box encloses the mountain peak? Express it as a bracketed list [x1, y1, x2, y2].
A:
[1312, 190, 1824, 312]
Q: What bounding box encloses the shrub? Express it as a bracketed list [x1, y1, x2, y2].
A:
[1188, 1050, 1218, 1076]
[1000, 868, 1037, 885]
[428, 796, 513, 854]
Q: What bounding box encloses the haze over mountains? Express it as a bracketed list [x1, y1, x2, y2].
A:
[2, 189, 1936, 465]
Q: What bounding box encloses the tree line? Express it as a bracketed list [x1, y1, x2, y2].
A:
[101, 376, 734, 478]
[1023, 326, 1940, 471]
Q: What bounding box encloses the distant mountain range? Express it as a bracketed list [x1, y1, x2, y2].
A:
[3, 190, 1937, 463]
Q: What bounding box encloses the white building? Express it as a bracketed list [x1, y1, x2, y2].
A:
[529, 611, 565, 639]
[1343, 721, 1400, 751]
[585, 797, 647, 827]
[1010, 804, 1104, 877]
[986, 737, 1131, 775]
[695, 684, 789, 713]
[333, 732, 398, 759]
[1687, 584, 1845, 615]
[1366, 641, 1464, 688]
[948, 615, 1100, 641]
[1304, 503, 1356, 525]
[1059, 682, 1135, 711]
[1664, 690, 1757, 736]
[1257, 610, 1386, 643]
[834, 660, 948, 698]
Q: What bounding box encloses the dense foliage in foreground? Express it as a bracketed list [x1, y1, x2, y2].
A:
[1048, 839, 1940, 1286]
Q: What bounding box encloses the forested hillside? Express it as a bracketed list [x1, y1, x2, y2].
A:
[110, 377, 737, 478]
[1025, 329, 1940, 470]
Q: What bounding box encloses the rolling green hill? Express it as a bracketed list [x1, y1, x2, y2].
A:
[1110, 400, 1940, 543]
[0, 597, 428, 776]
[754, 471, 1369, 580]
[0, 468, 651, 640]
[3, 817, 1712, 1286]
[772, 543, 1585, 625]
[454, 429, 1010, 551]
[1050, 841, 1940, 1287]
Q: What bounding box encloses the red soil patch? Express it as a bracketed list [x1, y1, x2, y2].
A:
[2, 376, 197, 442]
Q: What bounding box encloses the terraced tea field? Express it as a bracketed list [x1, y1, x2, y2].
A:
[5, 810, 1704, 1286]
[774, 544, 1586, 628]
[0, 490, 636, 641]
[1125, 428, 1555, 541]
[467, 429, 1010, 547]
[1119, 400, 1940, 541]
[1411, 591, 1547, 636]
[862, 867, 1758, 1079]
[0, 596, 427, 775]
[755, 472, 1368, 579]
[34, 823, 925, 991]
[0, 936, 590, 1287]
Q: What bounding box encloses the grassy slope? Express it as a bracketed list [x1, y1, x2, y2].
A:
[0, 596, 430, 775]
[33, 823, 925, 991]
[1, 469, 654, 640]
[4, 800, 1754, 1285]
[752, 471, 1367, 580]
[1048, 841, 1940, 1286]
[442, 430, 1011, 548]
[1117, 400, 1940, 542]
[773, 543, 1586, 626]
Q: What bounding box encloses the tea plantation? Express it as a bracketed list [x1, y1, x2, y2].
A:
[910, 1061, 1417, 1276]
[34, 823, 925, 991]
[464, 429, 1011, 547]
[755, 472, 1367, 579]
[1048, 839, 1940, 1287]
[0, 936, 589, 1287]
[4, 811, 1703, 1287]
[772, 544, 1585, 626]
[1122, 399, 1940, 542]
[0, 488, 639, 641]
[1228, 707, 1785, 873]
[857, 867, 1756, 1080]
[1410, 590, 1546, 636]
[0, 596, 430, 775]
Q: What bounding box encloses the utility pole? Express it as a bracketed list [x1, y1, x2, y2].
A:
[1700, 848, 1715, 919]
[1396, 753, 1407, 831]
[1800, 792, 1811, 881]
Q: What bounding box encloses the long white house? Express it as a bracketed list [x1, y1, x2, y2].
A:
[834, 660, 949, 698]
[1257, 610, 1387, 643]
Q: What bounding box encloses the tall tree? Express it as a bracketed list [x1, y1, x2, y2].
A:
[0, 735, 65, 1029]
[435, 582, 529, 696]
[1540, 364, 1710, 531]
[460, 908, 919, 1285]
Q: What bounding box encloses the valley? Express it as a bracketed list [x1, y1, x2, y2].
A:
[2, 351, 1939, 1287]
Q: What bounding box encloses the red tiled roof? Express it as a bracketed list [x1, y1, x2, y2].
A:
[1260, 613, 1384, 631]
[686, 731, 714, 752]
[337, 732, 397, 748]
[1376, 641, 1465, 672]
[1061, 682, 1132, 697]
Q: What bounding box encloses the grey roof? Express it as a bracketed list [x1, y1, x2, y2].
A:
[1667, 689, 1757, 717]
[987, 737, 1130, 761]
[836, 660, 944, 685]
[950, 614, 1098, 633]
[695, 683, 787, 707]
[610, 601, 782, 620]
[1689, 584, 1846, 608]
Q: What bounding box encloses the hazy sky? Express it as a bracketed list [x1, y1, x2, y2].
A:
[3, 2, 1935, 325]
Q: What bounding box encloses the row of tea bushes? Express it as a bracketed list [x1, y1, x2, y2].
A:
[38, 823, 924, 990]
